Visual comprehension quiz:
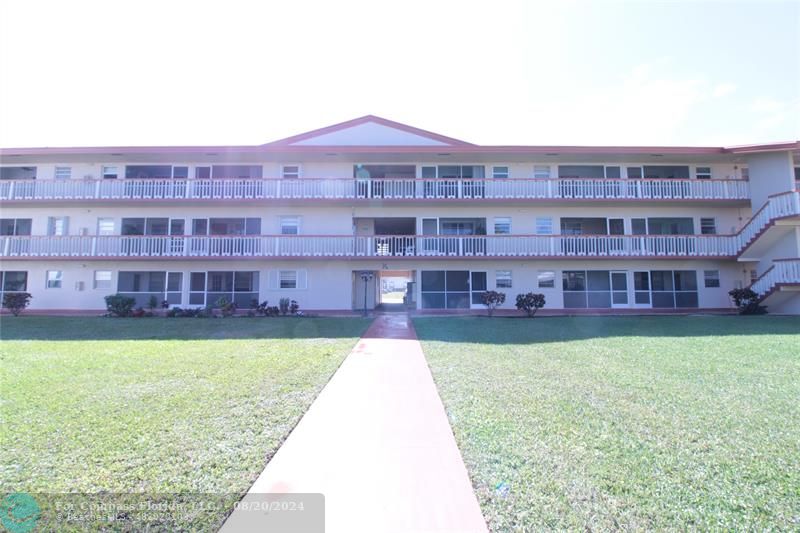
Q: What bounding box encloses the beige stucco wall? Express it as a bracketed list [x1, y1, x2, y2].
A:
[6, 258, 744, 311]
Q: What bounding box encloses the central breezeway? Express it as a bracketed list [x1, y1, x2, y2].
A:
[223, 314, 487, 533]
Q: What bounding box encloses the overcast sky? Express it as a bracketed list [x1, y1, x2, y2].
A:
[0, 0, 798, 148]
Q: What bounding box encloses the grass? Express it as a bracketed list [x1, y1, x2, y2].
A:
[0, 316, 370, 530]
[413, 316, 800, 531]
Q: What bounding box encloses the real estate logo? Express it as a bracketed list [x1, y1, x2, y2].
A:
[0, 493, 40, 533]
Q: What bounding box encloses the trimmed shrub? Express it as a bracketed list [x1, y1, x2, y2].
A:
[147, 295, 159, 311]
[3, 292, 32, 316]
[215, 297, 237, 317]
[480, 291, 506, 317]
[515, 292, 546, 318]
[728, 288, 767, 315]
[104, 294, 136, 317]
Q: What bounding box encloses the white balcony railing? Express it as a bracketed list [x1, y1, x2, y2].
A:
[750, 259, 800, 297]
[0, 234, 740, 259]
[0, 177, 751, 202]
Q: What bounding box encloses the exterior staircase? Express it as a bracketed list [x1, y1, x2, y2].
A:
[750, 259, 800, 301]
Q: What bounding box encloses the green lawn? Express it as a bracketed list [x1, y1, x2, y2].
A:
[0, 316, 370, 530]
[414, 316, 800, 531]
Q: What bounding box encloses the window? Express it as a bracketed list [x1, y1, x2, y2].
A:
[0, 271, 27, 297]
[647, 218, 694, 235]
[0, 218, 32, 236]
[750, 269, 758, 283]
[562, 270, 613, 308]
[282, 165, 300, 179]
[191, 218, 260, 236]
[493, 217, 511, 235]
[121, 218, 170, 236]
[643, 165, 690, 180]
[696, 167, 712, 180]
[538, 271, 555, 288]
[704, 270, 720, 288]
[94, 270, 112, 289]
[118, 271, 185, 307]
[651, 270, 698, 308]
[102, 166, 118, 179]
[212, 165, 263, 179]
[535, 217, 553, 235]
[495, 270, 512, 288]
[54, 166, 71, 179]
[47, 216, 69, 236]
[46, 270, 63, 289]
[605, 166, 621, 179]
[279, 270, 298, 289]
[280, 216, 301, 235]
[533, 165, 551, 179]
[700, 218, 717, 235]
[420, 270, 470, 309]
[492, 166, 509, 179]
[741, 167, 749, 180]
[97, 218, 115, 235]
[125, 165, 172, 179]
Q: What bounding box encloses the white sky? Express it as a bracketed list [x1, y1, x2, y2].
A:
[1, 0, 798, 148]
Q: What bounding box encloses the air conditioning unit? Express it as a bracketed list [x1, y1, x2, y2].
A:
[80, 227, 90, 236]
[74, 281, 85, 291]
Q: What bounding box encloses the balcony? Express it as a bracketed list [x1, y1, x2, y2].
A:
[0, 177, 750, 203]
[0, 234, 738, 260]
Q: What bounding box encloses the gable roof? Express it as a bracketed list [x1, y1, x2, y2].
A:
[263, 115, 475, 147]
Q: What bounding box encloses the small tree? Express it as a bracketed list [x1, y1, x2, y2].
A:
[105, 294, 136, 317]
[480, 291, 506, 317]
[279, 297, 290, 316]
[515, 292, 546, 318]
[289, 300, 300, 315]
[728, 288, 767, 315]
[147, 295, 159, 312]
[3, 292, 32, 316]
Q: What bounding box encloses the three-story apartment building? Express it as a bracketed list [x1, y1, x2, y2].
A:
[1, 116, 799, 314]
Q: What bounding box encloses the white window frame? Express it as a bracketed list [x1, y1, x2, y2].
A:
[495, 270, 512, 289]
[48, 216, 69, 236]
[700, 217, 717, 235]
[535, 217, 553, 235]
[538, 270, 555, 288]
[703, 270, 720, 288]
[101, 166, 118, 179]
[281, 164, 301, 179]
[279, 270, 298, 289]
[493, 217, 511, 235]
[695, 166, 712, 180]
[94, 270, 113, 290]
[54, 166, 72, 180]
[280, 216, 301, 235]
[492, 166, 510, 179]
[97, 218, 115, 235]
[533, 165, 551, 179]
[46, 270, 63, 289]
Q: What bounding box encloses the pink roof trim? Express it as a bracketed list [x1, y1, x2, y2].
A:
[262, 115, 475, 147]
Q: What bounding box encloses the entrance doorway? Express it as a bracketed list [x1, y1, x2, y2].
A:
[379, 270, 415, 310]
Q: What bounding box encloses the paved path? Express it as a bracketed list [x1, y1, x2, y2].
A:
[223, 314, 487, 533]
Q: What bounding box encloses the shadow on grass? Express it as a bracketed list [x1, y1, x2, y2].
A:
[412, 315, 800, 344]
[0, 316, 373, 341]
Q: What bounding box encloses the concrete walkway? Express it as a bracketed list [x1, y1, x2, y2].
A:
[223, 314, 487, 533]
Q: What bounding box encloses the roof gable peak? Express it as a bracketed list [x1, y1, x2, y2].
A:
[264, 115, 474, 147]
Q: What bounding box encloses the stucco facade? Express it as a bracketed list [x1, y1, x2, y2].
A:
[1, 116, 798, 314]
